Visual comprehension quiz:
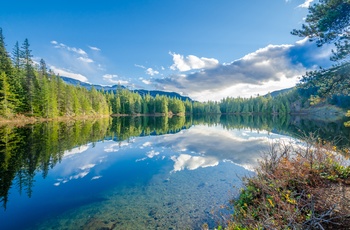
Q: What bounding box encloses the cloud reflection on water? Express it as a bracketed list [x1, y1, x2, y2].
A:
[171, 154, 219, 172]
[53, 125, 294, 185]
[154, 125, 294, 171]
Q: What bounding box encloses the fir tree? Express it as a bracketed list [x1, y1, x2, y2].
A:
[20, 38, 35, 114]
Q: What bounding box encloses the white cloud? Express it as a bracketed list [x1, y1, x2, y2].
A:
[79, 164, 96, 170]
[91, 176, 102, 180]
[63, 145, 90, 158]
[298, 0, 314, 8]
[156, 40, 332, 101]
[135, 64, 146, 69]
[53, 42, 88, 56]
[50, 65, 89, 82]
[49, 40, 110, 83]
[136, 65, 160, 76]
[71, 171, 89, 179]
[147, 150, 160, 158]
[69, 47, 87, 56]
[146, 67, 159, 76]
[88, 46, 101, 51]
[154, 125, 289, 170]
[142, 79, 152, 85]
[169, 52, 219, 72]
[102, 74, 129, 85]
[78, 57, 94, 63]
[171, 154, 219, 172]
[143, 142, 152, 147]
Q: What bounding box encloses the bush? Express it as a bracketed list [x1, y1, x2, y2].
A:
[227, 135, 350, 229]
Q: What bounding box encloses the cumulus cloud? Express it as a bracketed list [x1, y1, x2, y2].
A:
[146, 67, 159, 76]
[155, 40, 332, 101]
[147, 150, 160, 158]
[171, 154, 219, 172]
[298, 0, 315, 8]
[136, 64, 160, 76]
[169, 52, 219, 72]
[155, 125, 293, 170]
[103, 74, 129, 85]
[50, 65, 89, 82]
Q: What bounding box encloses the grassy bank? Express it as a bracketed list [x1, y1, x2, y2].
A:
[226, 135, 350, 229]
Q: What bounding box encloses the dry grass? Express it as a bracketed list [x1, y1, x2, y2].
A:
[227, 135, 350, 230]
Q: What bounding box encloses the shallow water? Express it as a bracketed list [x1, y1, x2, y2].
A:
[1, 115, 347, 230]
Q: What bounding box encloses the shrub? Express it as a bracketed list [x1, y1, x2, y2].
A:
[227, 135, 350, 229]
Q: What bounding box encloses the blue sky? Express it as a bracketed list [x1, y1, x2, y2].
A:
[1, 0, 333, 101]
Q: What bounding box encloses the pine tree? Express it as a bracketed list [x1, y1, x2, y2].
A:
[20, 38, 35, 114]
[0, 28, 12, 76]
[12, 41, 21, 72]
[0, 28, 24, 113]
[38, 59, 47, 78]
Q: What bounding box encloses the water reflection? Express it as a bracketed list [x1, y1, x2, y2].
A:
[0, 115, 349, 229]
[153, 125, 295, 170]
[171, 154, 219, 172]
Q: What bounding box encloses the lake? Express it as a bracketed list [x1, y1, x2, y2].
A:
[1, 115, 349, 229]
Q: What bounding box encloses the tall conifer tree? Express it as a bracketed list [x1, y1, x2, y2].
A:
[20, 38, 35, 114]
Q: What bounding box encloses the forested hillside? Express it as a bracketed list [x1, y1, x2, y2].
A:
[0, 28, 110, 118]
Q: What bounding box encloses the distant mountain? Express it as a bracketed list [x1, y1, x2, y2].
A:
[60, 76, 192, 101]
[266, 87, 294, 97]
[60, 76, 126, 91]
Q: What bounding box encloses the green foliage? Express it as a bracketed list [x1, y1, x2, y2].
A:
[110, 90, 189, 116]
[292, 0, 350, 114]
[299, 63, 350, 98]
[0, 72, 18, 118]
[110, 115, 188, 140]
[291, 0, 350, 61]
[220, 93, 291, 115]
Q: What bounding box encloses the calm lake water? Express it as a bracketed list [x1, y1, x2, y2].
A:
[1, 115, 349, 229]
